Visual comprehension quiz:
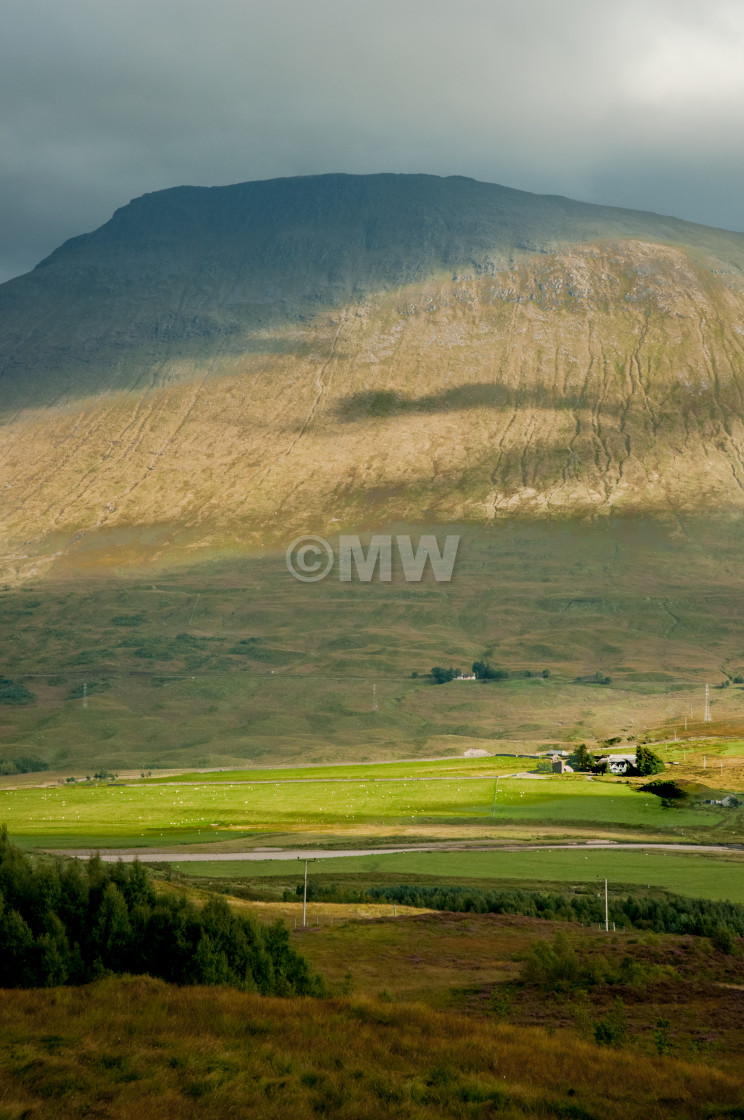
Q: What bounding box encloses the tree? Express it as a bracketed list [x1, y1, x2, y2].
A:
[472, 661, 509, 680]
[431, 666, 458, 684]
[0, 908, 35, 986]
[37, 921, 70, 987]
[568, 743, 594, 772]
[191, 933, 230, 985]
[635, 745, 665, 776]
[93, 882, 132, 972]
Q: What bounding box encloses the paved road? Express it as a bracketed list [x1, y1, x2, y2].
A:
[51, 840, 744, 863]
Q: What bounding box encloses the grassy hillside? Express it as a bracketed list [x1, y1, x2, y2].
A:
[1, 972, 742, 1119]
[2, 518, 744, 771]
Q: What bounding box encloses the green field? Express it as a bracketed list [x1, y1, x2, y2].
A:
[132, 755, 533, 783]
[0, 769, 729, 847]
[174, 848, 744, 903]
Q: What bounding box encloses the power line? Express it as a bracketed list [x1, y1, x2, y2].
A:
[297, 857, 317, 928]
[605, 878, 609, 933]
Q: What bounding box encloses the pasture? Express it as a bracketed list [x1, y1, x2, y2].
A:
[177, 847, 744, 903]
[0, 769, 729, 848]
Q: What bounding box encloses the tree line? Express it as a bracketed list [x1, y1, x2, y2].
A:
[292, 879, 741, 944]
[427, 662, 551, 684]
[364, 884, 742, 942]
[0, 828, 323, 993]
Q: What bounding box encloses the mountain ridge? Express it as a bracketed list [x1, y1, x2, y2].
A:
[1, 173, 744, 580]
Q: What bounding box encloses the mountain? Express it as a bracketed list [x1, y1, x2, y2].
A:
[2, 172, 744, 581]
[4, 173, 744, 764]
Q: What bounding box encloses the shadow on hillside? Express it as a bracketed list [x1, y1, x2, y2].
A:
[334, 379, 731, 423]
[334, 383, 577, 420]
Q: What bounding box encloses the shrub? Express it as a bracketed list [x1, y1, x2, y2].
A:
[522, 933, 581, 989]
[709, 926, 737, 955]
[593, 998, 628, 1048]
[489, 988, 512, 1019]
[0, 682, 36, 705]
[653, 1018, 672, 1055]
[640, 779, 685, 800]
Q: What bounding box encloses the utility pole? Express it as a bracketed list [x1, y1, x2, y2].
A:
[605, 878, 609, 933]
[82, 682, 88, 710]
[372, 683, 378, 712]
[704, 684, 712, 723]
[298, 857, 317, 928]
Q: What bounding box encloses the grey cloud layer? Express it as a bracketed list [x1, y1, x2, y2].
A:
[2, 0, 743, 281]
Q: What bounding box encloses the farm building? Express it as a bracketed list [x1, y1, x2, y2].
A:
[551, 756, 574, 774]
[595, 753, 637, 775]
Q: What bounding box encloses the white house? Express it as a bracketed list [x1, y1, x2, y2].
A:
[597, 753, 637, 775]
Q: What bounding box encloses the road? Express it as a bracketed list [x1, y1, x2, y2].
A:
[51, 840, 744, 863]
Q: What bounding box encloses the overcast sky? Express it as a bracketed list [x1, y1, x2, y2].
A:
[1, 0, 743, 282]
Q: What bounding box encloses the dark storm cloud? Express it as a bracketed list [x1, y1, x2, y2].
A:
[2, 0, 743, 281]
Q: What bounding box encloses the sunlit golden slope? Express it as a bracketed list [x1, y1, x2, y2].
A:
[1, 175, 744, 579]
